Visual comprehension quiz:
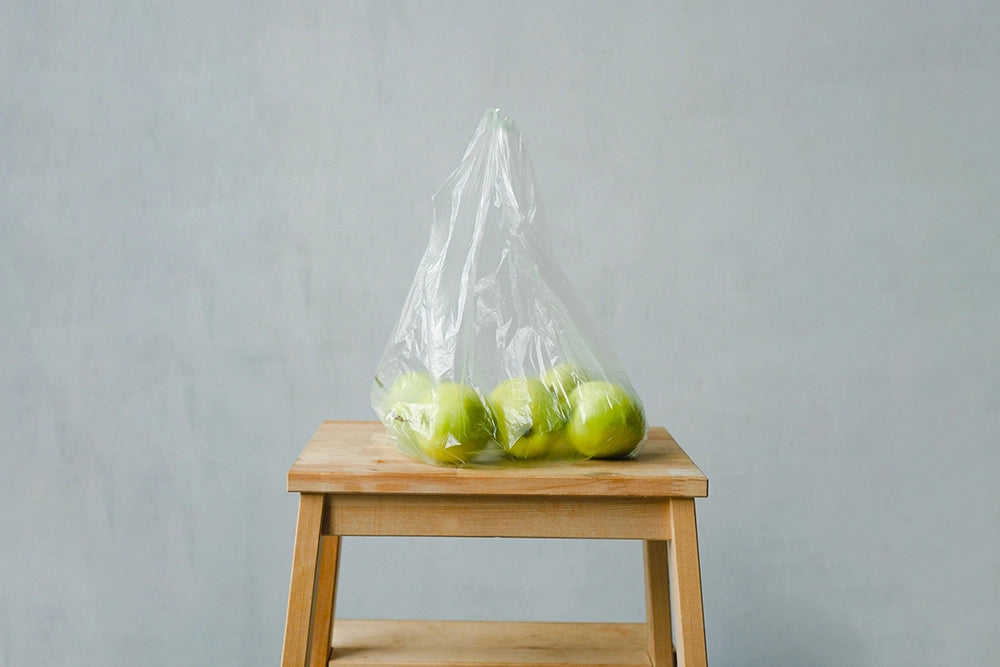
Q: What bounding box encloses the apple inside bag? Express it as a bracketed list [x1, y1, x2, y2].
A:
[371, 109, 647, 465]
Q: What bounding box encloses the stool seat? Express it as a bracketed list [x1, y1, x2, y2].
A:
[281, 421, 709, 667]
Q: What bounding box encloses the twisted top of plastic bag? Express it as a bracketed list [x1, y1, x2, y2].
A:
[373, 109, 631, 396]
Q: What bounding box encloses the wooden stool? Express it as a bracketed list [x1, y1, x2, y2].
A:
[281, 421, 709, 667]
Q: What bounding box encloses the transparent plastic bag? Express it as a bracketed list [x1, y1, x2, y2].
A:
[371, 109, 646, 466]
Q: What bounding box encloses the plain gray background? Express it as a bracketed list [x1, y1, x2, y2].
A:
[3, 1, 998, 665]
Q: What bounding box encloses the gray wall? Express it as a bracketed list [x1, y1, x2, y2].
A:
[3, 2, 998, 665]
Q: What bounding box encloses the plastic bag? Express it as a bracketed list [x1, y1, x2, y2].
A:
[371, 109, 646, 466]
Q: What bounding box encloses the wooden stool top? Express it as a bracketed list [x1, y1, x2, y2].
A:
[288, 421, 707, 498]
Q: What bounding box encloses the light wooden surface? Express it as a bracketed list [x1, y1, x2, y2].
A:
[282, 494, 325, 667]
[322, 493, 672, 539]
[643, 540, 674, 666]
[282, 421, 709, 667]
[288, 421, 708, 498]
[327, 619, 652, 666]
[308, 537, 342, 667]
[668, 498, 707, 666]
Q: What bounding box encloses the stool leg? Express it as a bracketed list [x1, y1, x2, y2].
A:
[282, 493, 325, 667]
[644, 539, 674, 666]
[669, 498, 707, 667]
[308, 536, 342, 667]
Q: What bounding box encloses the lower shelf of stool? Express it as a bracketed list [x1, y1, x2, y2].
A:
[328, 619, 654, 666]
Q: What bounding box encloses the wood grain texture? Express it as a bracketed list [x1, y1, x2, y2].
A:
[308, 536, 342, 667]
[288, 422, 707, 498]
[282, 493, 325, 667]
[282, 422, 709, 666]
[328, 619, 652, 666]
[644, 540, 674, 666]
[323, 494, 672, 539]
[668, 499, 707, 667]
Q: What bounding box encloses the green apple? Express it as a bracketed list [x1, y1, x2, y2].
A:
[489, 377, 568, 459]
[381, 371, 433, 439]
[541, 363, 590, 416]
[566, 381, 646, 459]
[541, 363, 589, 395]
[404, 382, 495, 465]
[381, 371, 433, 415]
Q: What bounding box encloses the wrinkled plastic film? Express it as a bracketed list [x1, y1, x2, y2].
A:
[372, 109, 647, 465]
